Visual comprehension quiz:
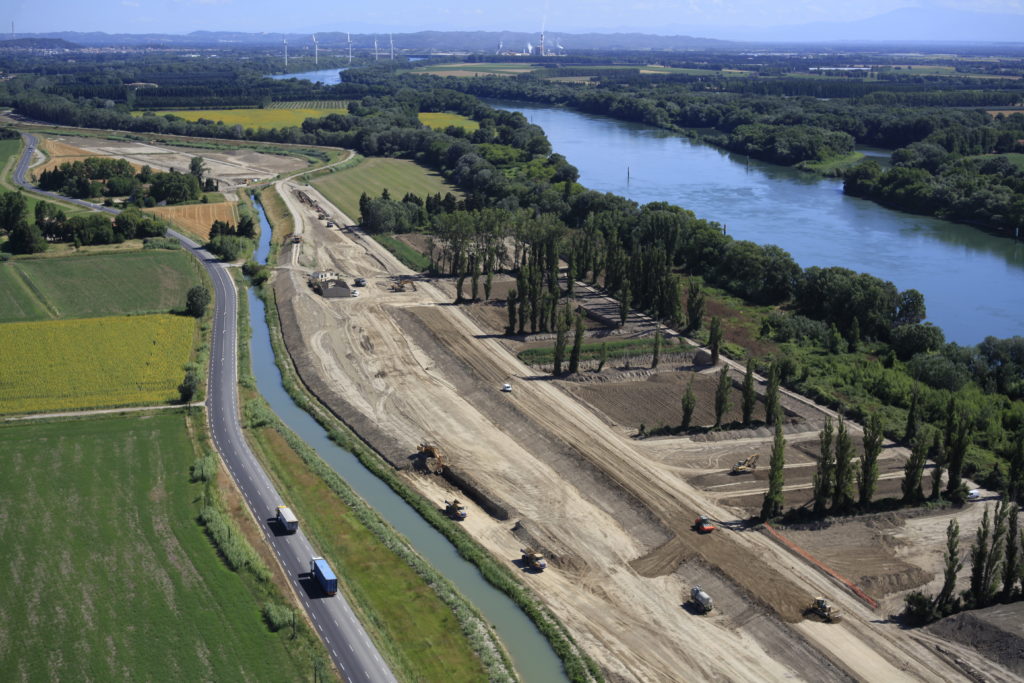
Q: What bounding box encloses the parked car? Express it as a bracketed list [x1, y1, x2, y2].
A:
[501, 383, 513, 393]
[967, 489, 981, 501]
[354, 277, 367, 287]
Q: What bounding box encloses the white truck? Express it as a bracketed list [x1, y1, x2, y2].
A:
[691, 585, 713, 614]
[276, 505, 299, 534]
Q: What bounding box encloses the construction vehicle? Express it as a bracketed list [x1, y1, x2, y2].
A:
[690, 585, 713, 614]
[310, 557, 338, 596]
[444, 499, 467, 520]
[730, 454, 759, 474]
[418, 442, 446, 474]
[291, 235, 302, 244]
[694, 515, 715, 534]
[810, 597, 842, 622]
[275, 505, 299, 533]
[390, 280, 408, 292]
[520, 548, 547, 571]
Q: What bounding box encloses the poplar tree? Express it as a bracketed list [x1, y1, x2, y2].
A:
[619, 279, 631, 327]
[1002, 504, 1021, 602]
[597, 342, 608, 372]
[858, 413, 883, 509]
[901, 435, 928, 506]
[812, 417, 834, 516]
[946, 411, 972, 498]
[686, 278, 705, 333]
[760, 420, 786, 521]
[652, 331, 662, 369]
[904, 388, 920, 446]
[934, 519, 963, 615]
[832, 417, 855, 514]
[764, 362, 781, 426]
[741, 359, 756, 425]
[681, 379, 696, 430]
[708, 316, 722, 366]
[569, 312, 585, 374]
[506, 289, 517, 335]
[553, 309, 568, 376]
[968, 506, 993, 608]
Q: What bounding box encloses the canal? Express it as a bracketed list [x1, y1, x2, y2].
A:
[248, 197, 566, 681]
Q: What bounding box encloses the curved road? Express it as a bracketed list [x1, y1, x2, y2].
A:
[14, 133, 396, 683]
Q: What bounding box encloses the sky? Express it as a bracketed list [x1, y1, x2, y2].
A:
[6, 0, 1024, 35]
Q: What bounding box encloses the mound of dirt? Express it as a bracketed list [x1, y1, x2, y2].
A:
[927, 603, 1024, 676]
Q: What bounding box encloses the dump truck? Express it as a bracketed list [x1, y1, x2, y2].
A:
[690, 585, 713, 614]
[731, 454, 759, 474]
[694, 515, 715, 534]
[521, 548, 547, 571]
[418, 442, 446, 474]
[276, 505, 299, 534]
[310, 557, 337, 596]
[811, 597, 842, 622]
[444, 499, 467, 520]
[292, 235, 302, 244]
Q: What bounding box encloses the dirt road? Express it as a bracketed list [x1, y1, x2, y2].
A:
[271, 189, 976, 682]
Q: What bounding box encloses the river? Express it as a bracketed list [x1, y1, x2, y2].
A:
[268, 68, 346, 85]
[249, 198, 565, 681]
[490, 100, 1024, 346]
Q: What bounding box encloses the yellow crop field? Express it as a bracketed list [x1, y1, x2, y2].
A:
[140, 108, 347, 129]
[144, 202, 238, 239]
[0, 314, 196, 414]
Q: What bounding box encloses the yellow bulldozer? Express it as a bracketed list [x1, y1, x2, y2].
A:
[810, 597, 842, 623]
[390, 279, 408, 292]
[418, 442, 446, 474]
[730, 454, 759, 474]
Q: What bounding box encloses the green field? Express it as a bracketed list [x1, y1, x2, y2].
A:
[0, 137, 92, 222]
[138, 107, 347, 129]
[312, 157, 459, 219]
[0, 413, 308, 680]
[1, 250, 201, 321]
[418, 112, 480, 132]
[0, 264, 51, 322]
[0, 314, 195, 414]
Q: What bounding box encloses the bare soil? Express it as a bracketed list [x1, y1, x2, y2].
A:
[41, 135, 306, 188]
[270, 177, 978, 682]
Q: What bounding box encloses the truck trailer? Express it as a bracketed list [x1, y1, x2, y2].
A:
[276, 505, 299, 533]
[310, 557, 338, 596]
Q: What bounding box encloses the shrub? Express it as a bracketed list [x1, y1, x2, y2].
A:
[262, 602, 295, 632]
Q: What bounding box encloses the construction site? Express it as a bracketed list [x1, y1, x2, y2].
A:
[269, 178, 1021, 682]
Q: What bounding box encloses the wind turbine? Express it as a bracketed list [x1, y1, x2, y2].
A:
[389, 33, 394, 60]
[283, 39, 288, 67]
[312, 33, 318, 66]
[347, 32, 353, 65]
[373, 36, 379, 61]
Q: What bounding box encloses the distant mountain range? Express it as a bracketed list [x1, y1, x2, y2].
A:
[3, 8, 1024, 51]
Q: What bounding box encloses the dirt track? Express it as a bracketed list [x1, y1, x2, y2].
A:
[270, 184, 984, 682]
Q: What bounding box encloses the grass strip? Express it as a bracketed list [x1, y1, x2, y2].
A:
[372, 234, 430, 272]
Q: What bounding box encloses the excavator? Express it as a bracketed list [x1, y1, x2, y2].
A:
[810, 597, 842, 622]
[730, 454, 759, 474]
[444, 499, 467, 521]
[521, 548, 547, 571]
[418, 442, 446, 474]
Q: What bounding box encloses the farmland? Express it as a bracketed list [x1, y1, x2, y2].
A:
[412, 62, 538, 77]
[267, 100, 348, 110]
[140, 107, 347, 129]
[0, 264, 51, 322]
[312, 157, 459, 219]
[145, 201, 239, 239]
[418, 112, 480, 132]
[6, 250, 201, 320]
[0, 412, 308, 681]
[0, 314, 195, 414]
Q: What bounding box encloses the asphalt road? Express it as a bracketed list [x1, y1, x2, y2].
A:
[14, 134, 396, 683]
